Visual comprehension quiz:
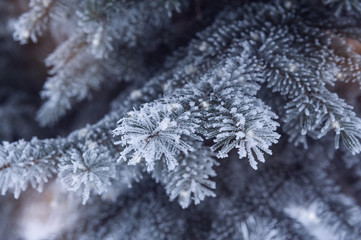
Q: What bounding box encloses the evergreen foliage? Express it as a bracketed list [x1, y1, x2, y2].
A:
[1, 0, 361, 239]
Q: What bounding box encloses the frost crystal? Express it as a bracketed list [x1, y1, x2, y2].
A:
[114, 103, 198, 171]
[59, 149, 116, 204]
[161, 144, 219, 208]
[3, 0, 361, 238]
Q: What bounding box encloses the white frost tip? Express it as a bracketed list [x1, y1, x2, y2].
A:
[284, 1, 293, 9]
[179, 190, 191, 208]
[42, 0, 53, 7]
[256, 64, 264, 71]
[162, 82, 170, 91]
[237, 76, 245, 82]
[133, 155, 142, 164]
[250, 160, 258, 170]
[246, 130, 254, 138]
[87, 141, 98, 150]
[171, 103, 181, 109]
[20, 30, 30, 40]
[78, 128, 88, 137]
[236, 131, 245, 139]
[127, 111, 135, 117]
[336, 72, 343, 80]
[332, 121, 340, 130]
[92, 33, 101, 47]
[201, 101, 209, 109]
[288, 63, 297, 72]
[198, 42, 208, 51]
[130, 90, 142, 100]
[158, 118, 175, 131]
[180, 190, 190, 199]
[92, 26, 103, 47]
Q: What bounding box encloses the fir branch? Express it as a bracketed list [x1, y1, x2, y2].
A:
[0, 137, 62, 198]
[13, 0, 57, 44]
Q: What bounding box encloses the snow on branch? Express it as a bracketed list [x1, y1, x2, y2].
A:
[114, 102, 199, 171]
[154, 143, 218, 208]
[13, 0, 57, 44]
[207, 96, 280, 170]
[0, 137, 60, 198]
[59, 148, 117, 204]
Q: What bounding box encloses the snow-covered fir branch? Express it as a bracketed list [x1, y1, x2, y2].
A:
[1, 0, 361, 239]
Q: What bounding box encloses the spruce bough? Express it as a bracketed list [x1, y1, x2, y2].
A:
[1, 0, 361, 239]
